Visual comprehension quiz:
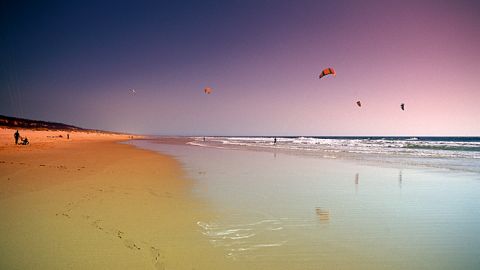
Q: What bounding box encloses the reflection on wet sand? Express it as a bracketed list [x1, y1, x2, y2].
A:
[399, 170, 403, 188]
[315, 207, 330, 222]
[133, 140, 480, 270]
[355, 173, 359, 193]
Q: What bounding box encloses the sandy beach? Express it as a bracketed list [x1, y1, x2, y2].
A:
[2, 128, 480, 269]
[2, 1, 479, 268]
[0, 128, 235, 269]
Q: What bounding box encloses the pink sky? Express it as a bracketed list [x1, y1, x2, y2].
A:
[1, 1, 479, 135]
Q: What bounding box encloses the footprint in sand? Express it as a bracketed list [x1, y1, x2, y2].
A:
[148, 189, 159, 197]
[150, 246, 166, 270]
[116, 230, 125, 239]
[55, 203, 73, 219]
[148, 188, 173, 199]
[92, 219, 105, 231]
[123, 239, 141, 250]
[55, 212, 71, 219]
[83, 217, 165, 269]
[81, 214, 163, 269]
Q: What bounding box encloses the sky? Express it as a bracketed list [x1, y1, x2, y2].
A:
[1, 0, 479, 136]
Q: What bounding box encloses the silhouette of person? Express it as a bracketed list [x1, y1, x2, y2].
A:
[274, 137, 277, 144]
[14, 130, 20, 145]
[67, 134, 69, 139]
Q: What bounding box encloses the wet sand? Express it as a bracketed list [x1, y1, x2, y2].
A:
[0, 129, 236, 269]
[135, 139, 480, 270]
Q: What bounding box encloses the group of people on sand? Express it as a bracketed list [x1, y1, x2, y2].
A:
[14, 130, 29, 145]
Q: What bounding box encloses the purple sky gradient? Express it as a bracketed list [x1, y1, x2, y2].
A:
[1, 0, 479, 135]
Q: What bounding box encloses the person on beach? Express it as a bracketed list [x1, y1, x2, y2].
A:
[21, 137, 29, 145]
[274, 137, 277, 144]
[14, 130, 20, 145]
[67, 134, 69, 139]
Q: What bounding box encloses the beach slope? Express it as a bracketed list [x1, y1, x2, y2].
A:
[0, 129, 230, 269]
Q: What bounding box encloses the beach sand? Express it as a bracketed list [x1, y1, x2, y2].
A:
[0, 128, 234, 269]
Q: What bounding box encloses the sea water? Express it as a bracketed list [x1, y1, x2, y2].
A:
[132, 137, 480, 270]
[189, 136, 480, 173]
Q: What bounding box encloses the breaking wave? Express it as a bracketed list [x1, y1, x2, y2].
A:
[187, 136, 480, 172]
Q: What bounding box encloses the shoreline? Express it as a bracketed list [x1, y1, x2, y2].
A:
[3, 129, 479, 269]
[0, 128, 236, 269]
[132, 138, 480, 270]
[148, 136, 480, 175]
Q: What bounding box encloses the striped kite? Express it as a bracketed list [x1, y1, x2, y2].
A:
[319, 68, 336, 79]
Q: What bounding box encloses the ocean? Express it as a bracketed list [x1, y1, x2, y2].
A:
[188, 136, 480, 173]
[131, 136, 480, 269]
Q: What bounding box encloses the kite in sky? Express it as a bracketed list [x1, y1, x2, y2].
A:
[319, 68, 336, 79]
[204, 87, 213, 94]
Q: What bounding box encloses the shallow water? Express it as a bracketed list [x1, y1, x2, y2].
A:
[132, 139, 480, 270]
[188, 136, 480, 173]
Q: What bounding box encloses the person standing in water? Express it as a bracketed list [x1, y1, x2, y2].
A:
[14, 130, 20, 145]
[274, 137, 277, 144]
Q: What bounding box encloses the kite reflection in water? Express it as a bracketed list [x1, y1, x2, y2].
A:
[315, 207, 330, 223]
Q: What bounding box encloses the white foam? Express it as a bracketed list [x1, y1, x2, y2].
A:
[188, 137, 480, 172]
